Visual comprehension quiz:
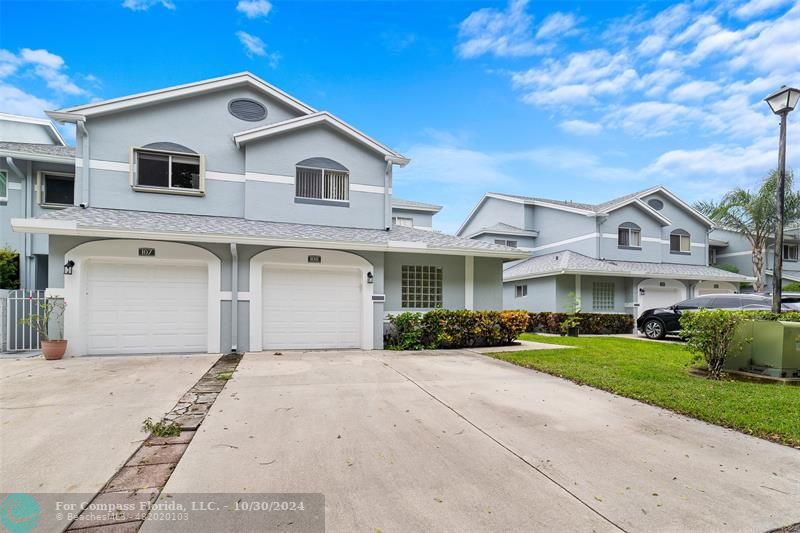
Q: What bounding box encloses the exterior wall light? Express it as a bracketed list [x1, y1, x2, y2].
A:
[367, 272, 374, 284]
[64, 260, 75, 275]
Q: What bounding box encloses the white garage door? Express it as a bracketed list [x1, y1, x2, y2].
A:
[640, 287, 684, 310]
[262, 266, 362, 350]
[86, 262, 208, 355]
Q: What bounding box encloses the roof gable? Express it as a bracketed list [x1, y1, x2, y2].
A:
[0, 113, 65, 145]
[48, 72, 315, 121]
[233, 112, 409, 165]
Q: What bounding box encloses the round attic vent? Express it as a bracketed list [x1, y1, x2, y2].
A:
[647, 198, 664, 210]
[228, 98, 267, 121]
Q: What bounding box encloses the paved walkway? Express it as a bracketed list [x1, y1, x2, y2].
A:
[149, 350, 800, 532]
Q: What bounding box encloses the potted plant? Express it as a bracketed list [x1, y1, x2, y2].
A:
[19, 297, 67, 360]
[560, 291, 582, 337]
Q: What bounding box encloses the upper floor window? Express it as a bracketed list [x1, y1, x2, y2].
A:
[0, 170, 7, 202]
[670, 229, 690, 253]
[393, 216, 413, 227]
[295, 157, 349, 204]
[38, 172, 74, 207]
[515, 284, 528, 298]
[494, 239, 518, 248]
[784, 243, 799, 262]
[132, 146, 204, 196]
[618, 222, 641, 248]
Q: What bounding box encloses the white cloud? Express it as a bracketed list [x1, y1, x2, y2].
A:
[456, 0, 552, 58]
[559, 119, 603, 136]
[606, 101, 705, 137]
[536, 12, 579, 39]
[0, 82, 56, 117]
[235, 31, 280, 67]
[636, 35, 667, 56]
[668, 80, 721, 102]
[236, 0, 272, 19]
[734, 0, 793, 19]
[0, 48, 88, 97]
[121, 0, 175, 11]
[19, 48, 64, 69]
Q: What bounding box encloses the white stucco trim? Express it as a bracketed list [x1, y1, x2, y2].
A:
[245, 171, 294, 184]
[532, 233, 599, 252]
[52, 72, 316, 118]
[350, 183, 386, 195]
[0, 149, 73, 165]
[206, 171, 246, 182]
[601, 233, 706, 248]
[716, 250, 753, 258]
[8, 182, 22, 190]
[505, 270, 752, 283]
[90, 159, 129, 172]
[60, 239, 222, 356]
[249, 248, 374, 351]
[465, 256, 474, 310]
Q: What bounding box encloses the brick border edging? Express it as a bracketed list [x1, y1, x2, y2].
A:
[64, 352, 244, 532]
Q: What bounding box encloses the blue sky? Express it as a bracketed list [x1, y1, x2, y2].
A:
[1, 0, 798, 231]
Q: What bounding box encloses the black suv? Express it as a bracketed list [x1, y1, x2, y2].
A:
[636, 293, 774, 339]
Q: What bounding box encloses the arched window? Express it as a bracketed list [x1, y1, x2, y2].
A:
[295, 158, 349, 202]
[133, 142, 203, 194]
[618, 222, 641, 248]
[670, 229, 690, 253]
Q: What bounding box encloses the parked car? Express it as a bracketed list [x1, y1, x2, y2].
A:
[754, 291, 800, 310]
[636, 293, 777, 340]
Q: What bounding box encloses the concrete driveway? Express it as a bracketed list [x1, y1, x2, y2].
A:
[0, 353, 218, 493]
[151, 350, 800, 533]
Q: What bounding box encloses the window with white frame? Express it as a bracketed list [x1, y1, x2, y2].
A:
[133, 148, 203, 194]
[295, 157, 349, 202]
[38, 172, 75, 206]
[515, 284, 528, 298]
[670, 229, 691, 253]
[393, 216, 414, 227]
[618, 222, 641, 248]
[784, 243, 799, 261]
[401, 265, 443, 308]
[592, 282, 615, 311]
[494, 239, 518, 248]
[0, 170, 6, 201]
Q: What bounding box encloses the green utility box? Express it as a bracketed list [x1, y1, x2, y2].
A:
[725, 320, 800, 378]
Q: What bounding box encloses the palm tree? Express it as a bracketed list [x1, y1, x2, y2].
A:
[695, 170, 800, 292]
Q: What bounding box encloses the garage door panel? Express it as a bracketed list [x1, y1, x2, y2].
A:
[262, 266, 362, 350]
[86, 262, 208, 355]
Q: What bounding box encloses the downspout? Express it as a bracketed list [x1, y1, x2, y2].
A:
[77, 119, 89, 207]
[384, 159, 392, 230]
[5, 157, 29, 287]
[230, 242, 239, 353]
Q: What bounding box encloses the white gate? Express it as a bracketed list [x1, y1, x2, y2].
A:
[5, 290, 45, 352]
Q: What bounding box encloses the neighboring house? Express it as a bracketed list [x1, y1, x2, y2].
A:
[7, 72, 526, 356]
[709, 226, 800, 291]
[0, 113, 75, 290]
[457, 187, 751, 317]
[390, 198, 442, 230]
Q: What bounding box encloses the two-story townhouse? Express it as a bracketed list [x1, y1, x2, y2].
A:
[710, 226, 800, 291]
[457, 186, 751, 317]
[7, 72, 526, 356]
[0, 113, 75, 290]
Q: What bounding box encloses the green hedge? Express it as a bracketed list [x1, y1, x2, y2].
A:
[0, 247, 20, 290]
[527, 312, 634, 335]
[385, 309, 530, 350]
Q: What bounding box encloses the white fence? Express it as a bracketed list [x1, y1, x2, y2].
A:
[4, 289, 45, 352]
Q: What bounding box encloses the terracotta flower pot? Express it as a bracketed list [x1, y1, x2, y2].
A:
[41, 340, 67, 360]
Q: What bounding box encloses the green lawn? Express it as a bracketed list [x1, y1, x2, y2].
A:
[492, 334, 800, 448]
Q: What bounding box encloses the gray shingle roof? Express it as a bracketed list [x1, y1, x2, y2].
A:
[469, 222, 538, 236]
[493, 186, 665, 214]
[34, 207, 526, 257]
[0, 142, 75, 158]
[391, 198, 443, 212]
[504, 250, 751, 282]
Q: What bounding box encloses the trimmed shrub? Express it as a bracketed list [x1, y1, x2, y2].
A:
[783, 281, 800, 292]
[384, 309, 529, 350]
[680, 309, 750, 379]
[527, 312, 634, 335]
[0, 247, 20, 290]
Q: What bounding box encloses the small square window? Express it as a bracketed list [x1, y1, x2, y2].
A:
[515, 284, 528, 298]
[592, 282, 615, 311]
[40, 172, 75, 206]
[401, 265, 442, 308]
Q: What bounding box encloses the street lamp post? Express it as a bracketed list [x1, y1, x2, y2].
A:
[765, 86, 800, 313]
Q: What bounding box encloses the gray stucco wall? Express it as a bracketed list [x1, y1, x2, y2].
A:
[528, 206, 597, 256]
[0, 120, 56, 144]
[473, 233, 536, 250]
[503, 276, 556, 311]
[391, 208, 433, 229]
[474, 257, 503, 310]
[384, 252, 466, 313]
[597, 204, 664, 262]
[640, 192, 709, 266]
[460, 197, 525, 237]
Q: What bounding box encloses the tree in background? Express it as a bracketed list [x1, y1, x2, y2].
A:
[0, 247, 20, 290]
[696, 170, 800, 292]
